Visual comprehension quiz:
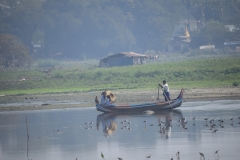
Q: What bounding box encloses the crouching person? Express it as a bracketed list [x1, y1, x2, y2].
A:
[100, 91, 106, 105]
[106, 95, 115, 107]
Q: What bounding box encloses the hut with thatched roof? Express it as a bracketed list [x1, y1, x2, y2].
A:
[99, 52, 148, 67]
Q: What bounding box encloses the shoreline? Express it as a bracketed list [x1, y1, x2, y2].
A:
[0, 87, 239, 112]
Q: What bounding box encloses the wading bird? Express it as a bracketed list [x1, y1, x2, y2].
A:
[145, 154, 151, 159]
[192, 116, 196, 120]
[181, 117, 186, 122]
[120, 121, 124, 127]
[176, 151, 180, 158]
[101, 152, 105, 160]
[143, 119, 147, 128]
[214, 150, 220, 159]
[212, 128, 218, 133]
[209, 118, 215, 123]
[199, 152, 205, 159]
[230, 117, 234, 123]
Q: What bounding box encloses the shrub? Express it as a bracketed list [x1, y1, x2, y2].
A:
[53, 72, 63, 78]
[38, 59, 59, 68]
[225, 67, 240, 74]
[232, 82, 239, 86]
[189, 48, 216, 56]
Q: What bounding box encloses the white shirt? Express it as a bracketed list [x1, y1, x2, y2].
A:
[163, 83, 169, 92]
[100, 95, 106, 105]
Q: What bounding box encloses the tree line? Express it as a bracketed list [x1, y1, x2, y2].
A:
[0, 0, 240, 67]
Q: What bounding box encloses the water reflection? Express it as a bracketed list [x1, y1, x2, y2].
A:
[157, 111, 173, 138]
[96, 109, 184, 138]
[1, 100, 240, 160]
[96, 113, 117, 136]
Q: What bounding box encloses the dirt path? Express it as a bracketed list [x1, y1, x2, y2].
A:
[0, 87, 239, 112]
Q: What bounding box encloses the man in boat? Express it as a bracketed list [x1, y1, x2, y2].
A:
[159, 80, 171, 101]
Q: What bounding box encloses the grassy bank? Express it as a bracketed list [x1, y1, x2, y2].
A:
[0, 57, 240, 95]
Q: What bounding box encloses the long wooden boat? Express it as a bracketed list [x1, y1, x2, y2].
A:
[95, 88, 184, 113]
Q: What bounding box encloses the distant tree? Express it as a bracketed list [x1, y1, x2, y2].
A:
[190, 21, 229, 49]
[42, 0, 136, 59]
[181, 0, 191, 20]
[0, 34, 31, 67]
[0, 0, 189, 59]
[187, 0, 240, 24]
[131, 0, 187, 52]
[219, 0, 240, 24]
[2, 0, 45, 55]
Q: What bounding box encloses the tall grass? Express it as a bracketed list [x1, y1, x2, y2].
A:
[0, 57, 240, 95]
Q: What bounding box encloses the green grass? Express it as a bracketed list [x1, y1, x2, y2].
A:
[0, 57, 240, 95]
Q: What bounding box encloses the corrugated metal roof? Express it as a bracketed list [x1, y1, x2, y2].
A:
[100, 52, 147, 61]
[119, 52, 148, 57]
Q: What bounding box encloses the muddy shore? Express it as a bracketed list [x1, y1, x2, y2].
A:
[0, 87, 239, 112]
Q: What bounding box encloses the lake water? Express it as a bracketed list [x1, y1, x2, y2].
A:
[0, 100, 240, 160]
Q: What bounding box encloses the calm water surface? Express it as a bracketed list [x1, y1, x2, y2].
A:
[0, 100, 240, 160]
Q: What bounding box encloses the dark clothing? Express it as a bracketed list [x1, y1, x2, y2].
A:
[163, 91, 170, 101]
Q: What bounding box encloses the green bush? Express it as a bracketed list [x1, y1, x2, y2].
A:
[232, 82, 239, 86]
[53, 72, 63, 78]
[225, 67, 240, 74]
[38, 59, 59, 68]
[189, 49, 216, 56]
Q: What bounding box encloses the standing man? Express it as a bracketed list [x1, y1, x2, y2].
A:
[159, 80, 170, 101]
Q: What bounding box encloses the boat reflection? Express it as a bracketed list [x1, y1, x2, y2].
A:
[96, 113, 118, 136]
[96, 109, 184, 138]
[156, 110, 184, 138]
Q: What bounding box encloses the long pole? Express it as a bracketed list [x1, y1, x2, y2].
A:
[25, 116, 29, 158]
[158, 85, 159, 100]
[25, 116, 29, 139]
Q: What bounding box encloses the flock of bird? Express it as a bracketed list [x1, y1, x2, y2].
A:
[84, 121, 94, 129]
[176, 115, 240, 134]
[117, 115, 240, 134]
[202, 116, 240, 133]
[98, 115, 240, 160]
[101, 150, 217, 160]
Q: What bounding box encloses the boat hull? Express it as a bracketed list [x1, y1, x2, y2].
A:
[95, 88, 184, 113]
